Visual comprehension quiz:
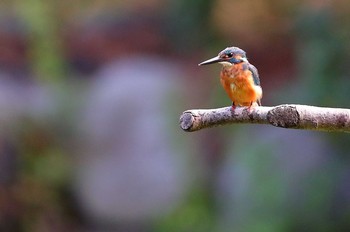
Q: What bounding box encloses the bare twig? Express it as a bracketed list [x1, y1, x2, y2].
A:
[179, 104, 350, 133]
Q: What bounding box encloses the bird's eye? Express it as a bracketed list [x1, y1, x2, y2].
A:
[227, 52, 233, 58]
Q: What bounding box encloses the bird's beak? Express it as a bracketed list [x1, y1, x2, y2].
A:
[198, 56, 221, 66]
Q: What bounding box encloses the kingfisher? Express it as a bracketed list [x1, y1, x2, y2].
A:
[199, 46, 262, 110]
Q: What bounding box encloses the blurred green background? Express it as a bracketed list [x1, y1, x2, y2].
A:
[0, 0, 350, 231]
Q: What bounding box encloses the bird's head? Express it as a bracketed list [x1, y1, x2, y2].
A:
[198, 47, 248, 67]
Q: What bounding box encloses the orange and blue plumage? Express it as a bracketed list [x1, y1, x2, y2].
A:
[199, 47, 262, 109]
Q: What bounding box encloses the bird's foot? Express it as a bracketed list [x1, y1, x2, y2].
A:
[231, 102, 236, 111]
[247, 106, 253, 113]
[246, 102, 258, 113]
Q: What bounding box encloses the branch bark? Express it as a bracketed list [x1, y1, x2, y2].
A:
[179, 104, 350, 133]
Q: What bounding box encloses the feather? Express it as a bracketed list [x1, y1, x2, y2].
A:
[248, 64, 260, 86]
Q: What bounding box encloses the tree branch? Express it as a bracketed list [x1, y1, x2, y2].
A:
[179, 104, 350, 133]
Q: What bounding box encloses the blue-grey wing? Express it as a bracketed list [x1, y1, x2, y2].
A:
[248, 64, 260, 86]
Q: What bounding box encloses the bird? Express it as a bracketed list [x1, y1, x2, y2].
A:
[198, 46, 262, 110]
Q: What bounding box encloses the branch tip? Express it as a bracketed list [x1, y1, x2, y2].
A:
[180, 112, 195, 131]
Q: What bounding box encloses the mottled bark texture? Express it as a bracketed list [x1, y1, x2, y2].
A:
[180, 104, 350, 133]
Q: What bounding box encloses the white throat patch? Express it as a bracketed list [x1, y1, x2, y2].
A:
[219, 61, 233, 67]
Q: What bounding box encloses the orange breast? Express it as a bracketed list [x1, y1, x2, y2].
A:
[220, 65, 262, 106]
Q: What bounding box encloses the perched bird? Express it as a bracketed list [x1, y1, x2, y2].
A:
[199, 47, 262, 109]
